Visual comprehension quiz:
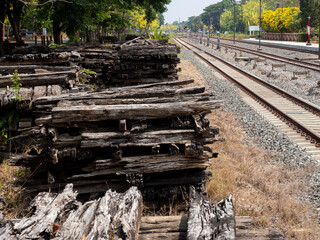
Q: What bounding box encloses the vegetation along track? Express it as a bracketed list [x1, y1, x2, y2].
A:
[191, 34, 318, 55]
[187, 36, 320, 73]
[175, 37, 320, 160]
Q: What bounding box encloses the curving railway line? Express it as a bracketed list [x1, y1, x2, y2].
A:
[187, 36, 320, 73]
[175, 37, 320, 160]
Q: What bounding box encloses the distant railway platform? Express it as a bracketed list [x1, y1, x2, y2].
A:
[243, 38, 319, 52]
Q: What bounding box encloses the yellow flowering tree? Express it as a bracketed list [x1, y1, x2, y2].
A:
[160, 24, 178, 32]
[242, 0, 266, 26]
[262, 7, 301, 33]
[220, 9, 233, 31]
[130, 8, 159, 34]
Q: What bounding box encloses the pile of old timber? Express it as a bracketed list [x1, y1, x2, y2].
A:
[8, 80, 220, 203]
[0, 49, 82, 107]
[0, 67, 77, 107]
[110, 38, 180, 85]
[74, 47, 114, 81]
[0, 184, 143, 239]
[69, 39, 180, 86]
[1, 39, 180, 88]
[0, 50, 81, 66]
[0, 185, 237, 240]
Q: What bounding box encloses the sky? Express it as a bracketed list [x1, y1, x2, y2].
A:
[163, 0, 218, 24]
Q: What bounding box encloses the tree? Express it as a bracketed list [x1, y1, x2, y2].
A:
[242, 0, 265, 27]
[261, 7, 301, 33]
[46, 0, 171, 43]
[1, 0, 171, 45]
[200, 0, 233, 31]
[220, 9, 233, 31]
[160, 23, 178, 32]
[300, 0, 319, 28]
[158, 13, 165, 26]
[0, 0, 5, 55]
[130, 8, 159, 34]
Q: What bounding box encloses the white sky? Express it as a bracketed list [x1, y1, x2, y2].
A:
[163, 0, 219, 24]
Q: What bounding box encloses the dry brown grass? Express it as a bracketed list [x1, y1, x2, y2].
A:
[178, 58, 320, 239]
[0, 159, 30, 218]
[207, 110, 320, 239]
[178, 59, 209, 89]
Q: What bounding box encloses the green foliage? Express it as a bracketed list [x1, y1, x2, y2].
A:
[16, 167, 26, 178]
[298, 33, 308, 42]
[149, 29, 168, 39]
[200, 0, 233, 32]
[220, 9, 233, 32]
[79, 68, 97, 84]
[0, 110, 19, 143]
[31, 0, 171, 43]
[158, 13, 165, 26]
[9, 70, 22, 103]
[48, 42, 65, 49]
[221, 33, 259, 40]
[300, 0, 320, 28]
[242, 0, 266, 27]
[0, 128, 8, 141]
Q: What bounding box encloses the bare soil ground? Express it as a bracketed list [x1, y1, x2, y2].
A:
[0, 160, 30, 218]
[178, 58, 320, 239]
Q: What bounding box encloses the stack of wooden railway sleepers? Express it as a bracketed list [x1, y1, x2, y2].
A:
[0, 50, 81, 66]
[1, 38, 180, 87]
[0, 54, 79, 161]
[72, 47, 114, 80]
[109, 38, 180, 85]
[7, 80, 220, 207]
[67, 38, 180, 86]
[0, 48, 81, 106]
[0, 66, 77, 106]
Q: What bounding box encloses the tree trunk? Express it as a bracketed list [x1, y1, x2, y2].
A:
[0, 1, 5, 56]
[7, 0, 24, 44]
[8, 14, 22, 44]
[85, 29, 92, 43]
[53, 18, 61, 44]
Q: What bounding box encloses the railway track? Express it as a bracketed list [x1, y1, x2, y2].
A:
[189, 34, 318, 55]
[175, 37, 320, 160]
[186, 36, 320, 73]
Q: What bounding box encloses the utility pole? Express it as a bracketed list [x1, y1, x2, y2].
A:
[258, 0, 262, 50]
[318, 12, 320, 59]
[208, 17, 213, 47]
[233, 1, 236, 45]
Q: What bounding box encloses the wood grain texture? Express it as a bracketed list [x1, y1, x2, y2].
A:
[0, 185, 142, 240]
[187, 186, 235, 240]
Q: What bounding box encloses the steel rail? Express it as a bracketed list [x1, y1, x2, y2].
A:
[219, 42, 320, 71]
[185, 36, 320, 72]
[190, 34, 318, 55]
[175, 37, 320, 147]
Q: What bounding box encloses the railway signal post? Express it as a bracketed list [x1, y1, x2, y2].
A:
[217, 31, 220, 50]
[306, 16, 312, 45]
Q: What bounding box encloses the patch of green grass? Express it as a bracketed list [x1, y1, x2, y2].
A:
[220, 33, 258, 40]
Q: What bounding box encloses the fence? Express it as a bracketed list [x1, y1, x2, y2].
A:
[263, 32, 298, 41]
